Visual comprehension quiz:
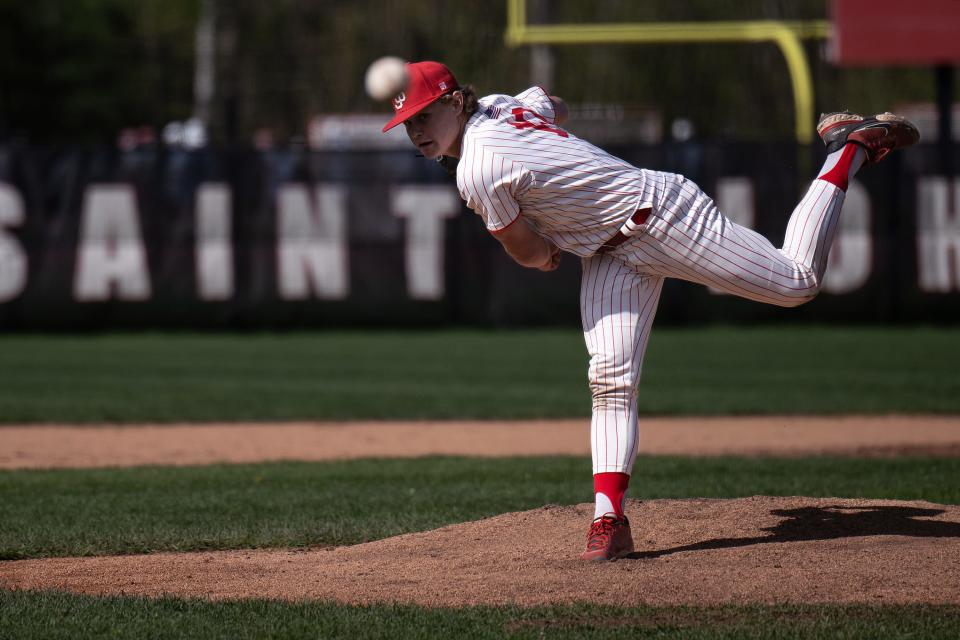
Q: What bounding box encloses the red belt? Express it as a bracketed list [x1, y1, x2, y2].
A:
[596, 207, 651, 254]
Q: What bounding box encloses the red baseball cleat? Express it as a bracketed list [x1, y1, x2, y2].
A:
[580, 514, 634, 562]
[816, 111, 919, 165]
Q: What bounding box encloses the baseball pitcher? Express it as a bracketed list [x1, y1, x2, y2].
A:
[380, 60, 918, 561]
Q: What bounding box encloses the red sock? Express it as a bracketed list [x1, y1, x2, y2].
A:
[817, 143, 866, 191]
[593, 472, 630, 518]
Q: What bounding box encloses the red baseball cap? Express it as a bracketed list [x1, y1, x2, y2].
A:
[381, 61, 459, 132]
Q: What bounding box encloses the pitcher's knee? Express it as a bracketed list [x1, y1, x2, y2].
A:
[588, 379, 634, 410]
[767, 276, 820, 307]
[778, 286, 819, 307]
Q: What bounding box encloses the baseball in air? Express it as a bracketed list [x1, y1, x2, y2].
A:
[365, 56, 408, 101]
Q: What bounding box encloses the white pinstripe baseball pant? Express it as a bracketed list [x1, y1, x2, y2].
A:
[582, 174, 845, 474]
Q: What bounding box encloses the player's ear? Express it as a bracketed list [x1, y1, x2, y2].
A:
[452, 90, 465, 114]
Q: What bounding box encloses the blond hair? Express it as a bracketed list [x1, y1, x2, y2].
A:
[438, 84, 479, 117]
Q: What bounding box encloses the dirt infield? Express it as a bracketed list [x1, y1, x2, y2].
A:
[2, 416, 960, 606]
[3, 497, 959, 606]
[3, 415, 960, 469]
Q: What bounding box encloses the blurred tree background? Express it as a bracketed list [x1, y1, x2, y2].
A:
[0, 0, 941, 146]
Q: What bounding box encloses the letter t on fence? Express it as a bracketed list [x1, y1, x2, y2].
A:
[391, 186, 460, 300]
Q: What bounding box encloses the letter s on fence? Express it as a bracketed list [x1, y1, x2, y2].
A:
[0, 183, 28, 303]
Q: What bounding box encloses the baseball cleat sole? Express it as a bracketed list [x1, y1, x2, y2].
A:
[817, 111, 919, 164]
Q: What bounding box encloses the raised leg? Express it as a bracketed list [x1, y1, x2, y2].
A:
[620, 174, 846, 307]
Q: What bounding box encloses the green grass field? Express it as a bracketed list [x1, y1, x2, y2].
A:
[2, 593, 959, 640]
[2, 328, 959, 638]
[0, 326, 958, 422]
[2, 454, 959, 638]
[3, 456, 958, 560]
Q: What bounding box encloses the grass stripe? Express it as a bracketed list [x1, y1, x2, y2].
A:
[2, 592, 959, 640]
[0, 327, 958, 423]
[2, 456, 958, 560]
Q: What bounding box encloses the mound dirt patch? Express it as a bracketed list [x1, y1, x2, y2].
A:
[3, 497, 959, 606]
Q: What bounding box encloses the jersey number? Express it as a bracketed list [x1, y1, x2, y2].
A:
[507, 107, 568, 138]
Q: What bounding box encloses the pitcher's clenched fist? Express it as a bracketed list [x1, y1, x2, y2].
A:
[538, 242, 562, 272]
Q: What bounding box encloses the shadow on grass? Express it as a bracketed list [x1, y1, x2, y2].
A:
[628, 505, 960, 560]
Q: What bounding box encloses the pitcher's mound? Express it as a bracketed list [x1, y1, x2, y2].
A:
[3, 497, 960, 606]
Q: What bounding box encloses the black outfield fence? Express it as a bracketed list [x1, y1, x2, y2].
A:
[0, 142, 957, 329]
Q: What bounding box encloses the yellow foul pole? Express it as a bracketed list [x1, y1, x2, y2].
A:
[505, 0, 831, 145]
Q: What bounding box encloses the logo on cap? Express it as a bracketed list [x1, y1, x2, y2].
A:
[381, 61, 459, 133]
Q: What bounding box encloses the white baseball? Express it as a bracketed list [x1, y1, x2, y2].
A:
[364, 56, 409, 101]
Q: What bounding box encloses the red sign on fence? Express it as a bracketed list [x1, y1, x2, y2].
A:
[830, 0, 960, 65]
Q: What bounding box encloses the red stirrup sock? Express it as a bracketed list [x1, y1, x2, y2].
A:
[817, 143, 866, 191]
[593, 472, 630, 519]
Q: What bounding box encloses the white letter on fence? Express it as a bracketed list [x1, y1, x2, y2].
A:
[0, 183, 28, 303]
[196, 183, 233, 300]
[74, 184, 151, 301]
[917, 177, 960, 293]
[391, 186, 459, 300]
[276, 184, 348, 299]
[823, 179, 872, 294]
[710, 177, 755, 295]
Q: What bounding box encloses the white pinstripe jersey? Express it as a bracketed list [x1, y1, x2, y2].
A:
[456, 86, 655, 257]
